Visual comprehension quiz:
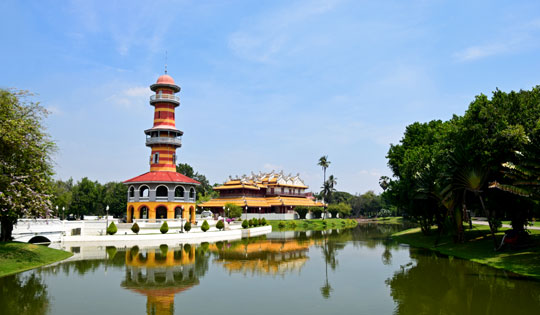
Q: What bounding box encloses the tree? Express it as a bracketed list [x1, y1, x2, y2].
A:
[0, 90, 55, 241]
[177, 162, 214, 201]
[201, 220, 210, 232]
[216, 219, 224, 231]
[318, 156, 331, 209]
[295, 206, 309, 219]
[223, 202, 242, 218]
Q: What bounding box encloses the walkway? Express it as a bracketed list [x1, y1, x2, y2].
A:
[471, 220, 540, 230]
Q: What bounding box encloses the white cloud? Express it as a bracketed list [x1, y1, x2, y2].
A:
[454, 43, 512, 62]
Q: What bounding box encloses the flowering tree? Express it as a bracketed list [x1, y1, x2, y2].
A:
[0, 89, 55, 241]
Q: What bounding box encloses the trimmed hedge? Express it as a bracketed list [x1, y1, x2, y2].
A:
[184, 221, 191, 232]
[131, 222, 140, 234]
[107, 222, 117, 235]
[160, 221, 169, 234]
[242, 220, 249, 229]
[201, 220, 210, 232]
[216, 220, 225, 231]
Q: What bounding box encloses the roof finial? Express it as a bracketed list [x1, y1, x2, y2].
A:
[165, 50, 168, 74]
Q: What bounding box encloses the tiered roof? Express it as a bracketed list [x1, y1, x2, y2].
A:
[214, 170, 308, 190]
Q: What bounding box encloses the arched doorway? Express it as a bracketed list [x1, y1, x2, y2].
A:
[140, 206, 149, 219]
[189, 206, 195, 223]
[128, 206, 134, 222]
[174, 206, 182, 219]
[156, 206, 168, 220]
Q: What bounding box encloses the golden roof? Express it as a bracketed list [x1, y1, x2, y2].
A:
[199, 196, 323, 208]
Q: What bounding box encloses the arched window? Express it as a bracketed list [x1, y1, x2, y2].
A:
[139, 186, 149, 198]
[129, 186, 135, 198]
[175, 186, 185, 198]
[156, 185, 168, 197]
[189, 187, 195, 199]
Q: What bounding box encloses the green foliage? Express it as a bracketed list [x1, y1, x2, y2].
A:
[216, 219, 224, 231]
[258, 218, 263, 226]
[131, 223, 140, 234]
[378, 209, 391, 218]
[223, 202, 243, 218]
[159, 244, 168, 256]
[310, 207, 323, 219]
[290, 221, 296, 228]
[295, 206, 309, 219]
[160, 221, 169, 234]
[385, 86, 540, 238]
[106, 222, 117, 235]
[248, 218, 254, 227]
[242, 220, 249, 229]
[184, 221, 191, 232]
[177, 162, 214, 201]
[261, 218, 267, 226]
[278, 221, 286, 228]
[201, 220, 210, 232]
[0, 89, 55, 241]
[106, 246, 117, 259]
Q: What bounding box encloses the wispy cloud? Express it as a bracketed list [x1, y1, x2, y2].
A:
[106, 86, 150, 109]
[228, 0, 341, 62]
[454, 18, 540, 62]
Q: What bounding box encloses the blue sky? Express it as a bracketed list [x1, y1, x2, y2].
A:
[1, 0, 540, 195]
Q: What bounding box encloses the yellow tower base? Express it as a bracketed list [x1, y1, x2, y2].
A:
[126, 202, 197, 223]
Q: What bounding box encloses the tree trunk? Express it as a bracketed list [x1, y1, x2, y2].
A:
[478, 195, 497, 249]
[0, 215, 16, 242]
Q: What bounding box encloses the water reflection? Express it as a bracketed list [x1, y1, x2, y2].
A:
[386, 248, 540, 315]
[0, 273, 49, 315]
[2, 224, 540, 315]
[121, 244, 210, 315]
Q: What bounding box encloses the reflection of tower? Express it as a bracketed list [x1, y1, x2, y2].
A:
[121, 246, 203, 315]
[124, 73, 200, 223]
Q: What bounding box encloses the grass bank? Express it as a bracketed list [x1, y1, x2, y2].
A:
[392, 225, 540, 279]
[269, 218, 358, 231]
[372, 216, 408, 224]
[0, 242, 73, 277]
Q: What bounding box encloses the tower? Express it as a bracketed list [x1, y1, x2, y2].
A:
[124, 73, 199, 224]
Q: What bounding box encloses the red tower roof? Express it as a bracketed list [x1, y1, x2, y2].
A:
[156, 74, 175, 85]
[124, 171, 200, 185]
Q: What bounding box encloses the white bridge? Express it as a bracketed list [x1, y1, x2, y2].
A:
[11, 219, 111, 244]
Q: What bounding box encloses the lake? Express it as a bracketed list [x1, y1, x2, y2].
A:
[1, 223, 540, 314]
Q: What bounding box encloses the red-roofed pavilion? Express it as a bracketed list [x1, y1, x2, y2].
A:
[123, 73, 199, 223]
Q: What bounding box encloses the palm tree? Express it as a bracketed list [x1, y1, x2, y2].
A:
[453, 168, 496, 247]
[318, 156, 331, 185]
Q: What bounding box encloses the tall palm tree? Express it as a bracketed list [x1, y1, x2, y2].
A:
[318, 156, 331, 218]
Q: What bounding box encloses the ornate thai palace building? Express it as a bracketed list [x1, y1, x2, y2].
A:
[123, 73, 200, 223]
[199, 171, 323, 217]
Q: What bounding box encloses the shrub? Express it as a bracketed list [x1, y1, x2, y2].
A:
[201, 220, 210, 232]
[131, 222, 140, 234]
[184, 221, 191, 232]
[311, 207, 323, 219]
[248, 219, 254, 227]
[258, 218, 263, 226]
[338, 203, 352, 218]
[242, 220, 249, 229]
[295, 206, 309, 219]
[327, 204, 340, 219]
[278, 221, 286, 228]
[160, 221, 169, 234]
[106, 246, 117, 259]
[216, 219, 225, 231]
[107, 222, 118, 235]
[261, 218, 267, 226]
[290, 221, 297, 228]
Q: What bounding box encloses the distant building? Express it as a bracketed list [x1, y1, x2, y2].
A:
[123, 73, 199, 223]
[199, 171, 324, 218]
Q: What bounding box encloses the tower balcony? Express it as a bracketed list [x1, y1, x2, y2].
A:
[145, 136, 182, 147]
[150, 94, 180, 105]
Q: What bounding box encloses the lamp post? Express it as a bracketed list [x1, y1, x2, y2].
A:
[245, 206, 248, 221]
[55, 206, 58, 219]
[180, 205, 184, 233]
[259, 207, 261, 220]
[105, 205, 110, 232]
[62, 206, 65, 221]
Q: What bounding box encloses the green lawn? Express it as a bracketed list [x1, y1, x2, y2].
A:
[0, 242, 73, 277]
[373, 216, 407, 224]
[392, 225, 540, 279]
[268, 218, 358, 231]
